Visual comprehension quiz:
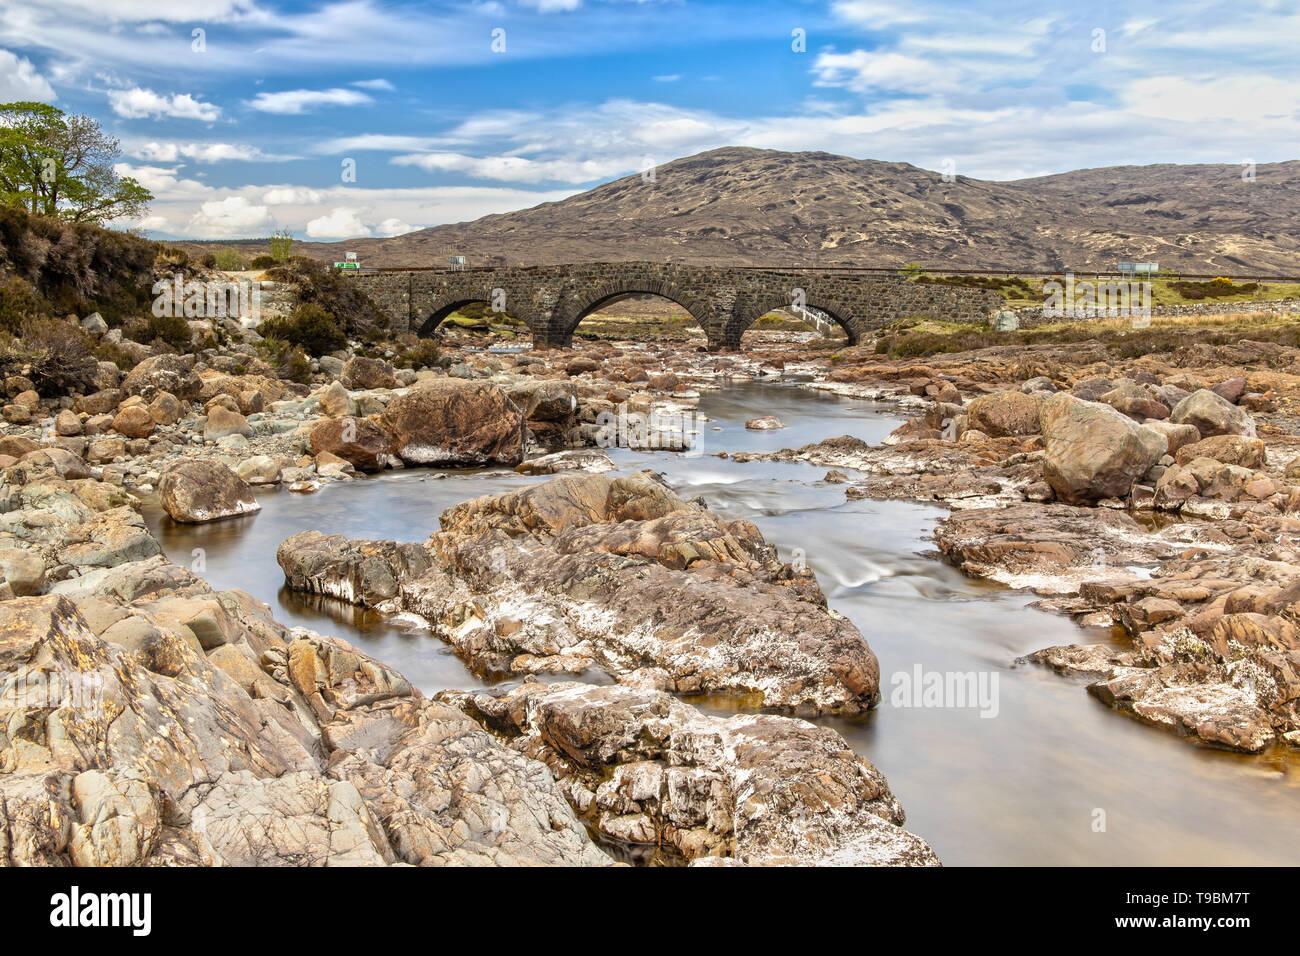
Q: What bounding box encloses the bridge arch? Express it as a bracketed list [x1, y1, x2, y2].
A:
[557, 279, 715, 347]
[725, 293, 868, 350]
[416, 295, 534, 338]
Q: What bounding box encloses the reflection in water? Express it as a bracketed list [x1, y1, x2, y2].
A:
[146, 380, 1300, 866]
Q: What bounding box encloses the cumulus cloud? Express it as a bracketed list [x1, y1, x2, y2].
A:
[305, 207, 372, 238]
[0, 49, 55, 101]
[262, 186, 327, 205]
[376, 217, 414, 237]
[187, 196, 273, 238]
[108, 87, 220, 121]
[246, 88, 372, 114]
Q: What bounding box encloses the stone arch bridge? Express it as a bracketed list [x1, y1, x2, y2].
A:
[346, 263, 1002, 350]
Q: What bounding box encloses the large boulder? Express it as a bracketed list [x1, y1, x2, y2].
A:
[1169, 389, 1255, 438]
[277, 530, 432, 608]
[77, 389, 123, 415]
[1100, 383, 1169, 421]
[1173, 435, 1267, 469]
[342, 356, 398, 390]
[204, 406, 252, 441]
[964, 390, 1042, 438]
[309, 417, 398, 473]
[1040, 393, 1166, 504]
[1141, 420, 1201, 457]
[507, 380, 579, 450]
[122, 354, 201, 402]
[159, 460, 261, 523]
[379, 379, 525, 466]
[112, 405, 155, 439]
[317, 380, 355, 418]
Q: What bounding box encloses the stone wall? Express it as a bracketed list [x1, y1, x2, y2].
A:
[345, 264, 1003, 350]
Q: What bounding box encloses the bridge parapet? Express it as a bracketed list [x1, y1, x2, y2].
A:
[344, 263, 1001, 349]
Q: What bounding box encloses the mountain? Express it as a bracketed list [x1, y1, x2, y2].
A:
[190, 147, 1300, 273]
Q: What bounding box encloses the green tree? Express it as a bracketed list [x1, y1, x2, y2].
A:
[268, 228, 293, 262]
[0, 101, 151, 225]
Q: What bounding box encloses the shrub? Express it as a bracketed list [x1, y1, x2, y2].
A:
[258, 302, 346, 357]
[249, 255, 277, 269]
[395, 336, 440, 370]
[263, 256, 387, 336]
[0, 276, 53, 333]
[0, 316, 99, 395]
[0, 206, 157, 322]
[255, 336, 314, 384]
[1169, 279, 1259, 300]
[212, 249, 248, 270]
[123, 312, 192, 350]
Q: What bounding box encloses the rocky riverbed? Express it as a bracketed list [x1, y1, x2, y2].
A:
[0, 322, 940, 866]
[734, 336, 1300, 755]
[3, 313, 1300, 866]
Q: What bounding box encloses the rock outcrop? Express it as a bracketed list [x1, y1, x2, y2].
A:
[278, 472, 881, 714]
[159, 460, 261, 524]
[0, 577, 612, 866]
[445, 680, 939, 865]
[379, 379, 525, 466]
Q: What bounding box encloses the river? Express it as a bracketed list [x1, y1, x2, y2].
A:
[145, 380, 1300, 865]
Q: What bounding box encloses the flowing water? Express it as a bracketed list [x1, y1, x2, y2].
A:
[145, 380, 1300, 866]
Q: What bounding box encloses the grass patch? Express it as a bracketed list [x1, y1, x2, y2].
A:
[872, 311, 1300, 360]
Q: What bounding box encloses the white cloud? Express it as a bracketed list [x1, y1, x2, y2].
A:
[246, 87, 372, 114]
[305, 207, 372, 238]
[351, 78, 394, 90]
[812, 50, 963, 94]
[0, 48, 55, 101]
[262, 186, 326, 205]
[187, 196, 273, 238]
[376, 217, 413, 237]
[832, 0, 928, 27]
[1123, 75, 1300, 124]
[36, 0, 258, 21]
[107, 87, 220, 121]
[315, 133, 450, 153]
[391, 150, 634, 184]
[129, 140, 290, 162]
[114, 163, 188, 193]
[521, 0, 582, 11]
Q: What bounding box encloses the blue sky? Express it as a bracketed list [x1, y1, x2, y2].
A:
[2, 0, 1297, 240]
